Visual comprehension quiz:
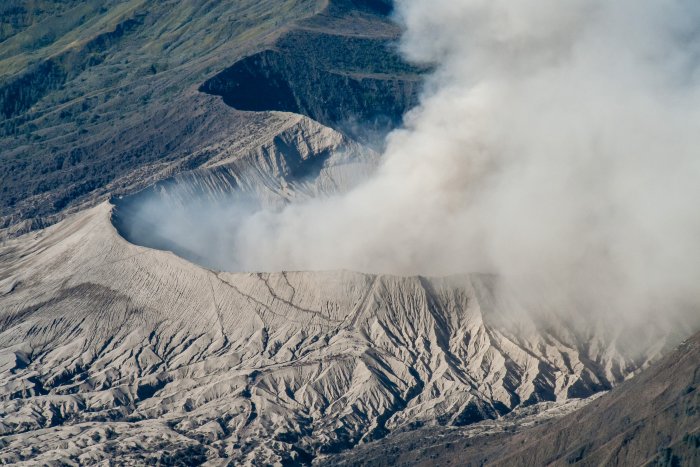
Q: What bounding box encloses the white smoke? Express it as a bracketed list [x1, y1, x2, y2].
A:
[226, 0, 700, 325]
[126, 1, 700, 328]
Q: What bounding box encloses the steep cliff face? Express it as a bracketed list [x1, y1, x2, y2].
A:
[0, 202, 676, 465]
[199, 1, 425, 139]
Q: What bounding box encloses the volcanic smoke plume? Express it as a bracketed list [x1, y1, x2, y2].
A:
[139, 1, 700, 328]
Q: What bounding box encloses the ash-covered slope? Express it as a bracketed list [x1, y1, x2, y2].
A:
[329, 331, 700, 467]
[114, 112, 378, 213]
[0, 200, 678, 465]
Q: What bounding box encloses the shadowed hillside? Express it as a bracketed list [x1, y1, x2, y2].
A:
[0, 0, 422, 236]
[200, 0, 425, 137]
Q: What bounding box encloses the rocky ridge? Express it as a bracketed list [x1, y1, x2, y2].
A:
[328, 331, 700, 466]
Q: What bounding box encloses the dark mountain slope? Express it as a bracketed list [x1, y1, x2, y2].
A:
[0, 0, 323, 233]
[0, 0, 422, 235]
[200, 0, 425, 137]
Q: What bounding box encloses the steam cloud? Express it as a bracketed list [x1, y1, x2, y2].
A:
[128, 1, 700, 327]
